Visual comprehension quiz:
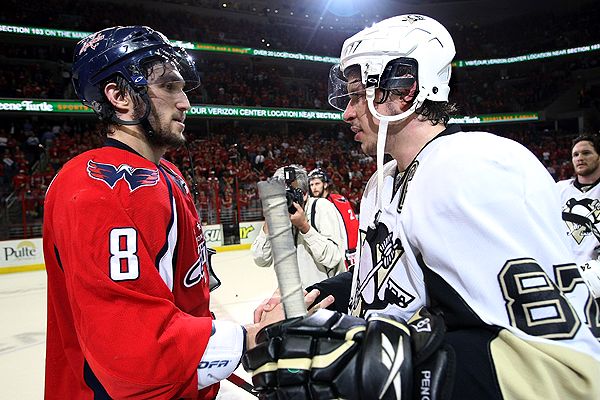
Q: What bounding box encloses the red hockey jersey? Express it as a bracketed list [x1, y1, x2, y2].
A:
[43, 141, 217, 399]
[327, 193, 359, 268]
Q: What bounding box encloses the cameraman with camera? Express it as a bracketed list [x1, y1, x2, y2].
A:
[251, 164, 347, 288]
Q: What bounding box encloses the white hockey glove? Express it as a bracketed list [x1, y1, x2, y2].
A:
[197, 320, 245, 389]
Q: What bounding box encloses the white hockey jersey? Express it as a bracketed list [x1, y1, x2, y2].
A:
[350, 127, 600, 395]
[556, 177, 600, 265]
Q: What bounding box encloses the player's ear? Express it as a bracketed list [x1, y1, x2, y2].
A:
[104, 82, 131, 113]
[402, 82, 418, 103]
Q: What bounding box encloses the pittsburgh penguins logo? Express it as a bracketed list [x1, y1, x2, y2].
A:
[350, 223, 415, 318]
[562, 198, 600, 245]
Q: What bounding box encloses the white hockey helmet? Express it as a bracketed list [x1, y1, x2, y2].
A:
[328, 14, 455, 114]
[328, 15, 455, 218]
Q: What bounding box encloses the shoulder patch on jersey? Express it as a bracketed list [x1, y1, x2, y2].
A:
[160, 163, 190, 195]
[87, 160, 160, 192]
[562, 197, 600, 244]
[395, 160, 418, 213]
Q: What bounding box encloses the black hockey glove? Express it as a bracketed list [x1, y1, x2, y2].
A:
[242, 308, 454, 400]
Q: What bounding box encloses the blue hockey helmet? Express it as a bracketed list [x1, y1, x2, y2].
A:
[72, 25, 200, 120]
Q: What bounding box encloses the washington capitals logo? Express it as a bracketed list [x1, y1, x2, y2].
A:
[87, 160, 159, 192]
[78, 33, 105, 55]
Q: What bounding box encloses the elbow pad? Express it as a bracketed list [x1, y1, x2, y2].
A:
[197, 320, 245, 389]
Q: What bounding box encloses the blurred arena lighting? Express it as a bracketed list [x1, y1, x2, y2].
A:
[327, 0, 362, 17]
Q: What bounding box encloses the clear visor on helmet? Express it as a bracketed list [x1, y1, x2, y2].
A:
[327, 58, 418, 111]
[149, 46, 201, 92]
[327, 64, 355, 111]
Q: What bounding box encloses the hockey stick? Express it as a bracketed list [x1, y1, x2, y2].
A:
[257, 179, 306, 318]
[227, 373, 258, 397]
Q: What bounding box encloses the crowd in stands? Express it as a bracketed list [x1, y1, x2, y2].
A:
[2, 43, 599, 116]
[1, 0, 600, 116]
[0, 115, 580, 230]
[0, 0, 597, 234]
[191, 60, 328, 109]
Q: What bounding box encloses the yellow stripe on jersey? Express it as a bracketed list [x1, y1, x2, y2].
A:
[492, 329, 600, 400]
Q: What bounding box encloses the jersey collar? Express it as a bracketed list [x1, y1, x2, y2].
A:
[103, 138, 146, 159]
[394, 123, 462, 177]
[574, 175, 600, 192]
[392, 124, 462, 198]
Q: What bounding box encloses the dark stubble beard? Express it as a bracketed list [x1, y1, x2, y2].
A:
[139, 102, 186, 149]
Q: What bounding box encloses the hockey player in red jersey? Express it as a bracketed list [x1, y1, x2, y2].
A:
[308, 168, 359, 269]
[43, 26, 293, 399]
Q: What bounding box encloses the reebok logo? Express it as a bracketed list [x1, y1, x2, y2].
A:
[379, 332, 404, 398]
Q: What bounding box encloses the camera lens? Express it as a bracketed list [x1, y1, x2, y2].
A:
[286, 188, 304, 214]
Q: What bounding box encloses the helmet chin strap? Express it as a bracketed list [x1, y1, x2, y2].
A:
[111, 93, 155, 137]
[365, 87, 422, 223]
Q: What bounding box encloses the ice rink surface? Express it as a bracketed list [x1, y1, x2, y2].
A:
[0, 249, 278, 399]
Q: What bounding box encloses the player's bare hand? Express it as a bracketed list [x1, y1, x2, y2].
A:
[254, 288, 335, 323]
[307, 290, 335, 314]
[247, 289, 335, 349]
[253, 288, 281, 323]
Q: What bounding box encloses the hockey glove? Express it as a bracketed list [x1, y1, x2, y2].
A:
[242, 308, 454, 400]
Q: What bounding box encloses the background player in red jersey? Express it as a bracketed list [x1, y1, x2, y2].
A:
[42, 26, 315, 399]
[308, 167, 359, 270]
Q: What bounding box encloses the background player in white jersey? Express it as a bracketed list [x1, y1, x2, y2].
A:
[557, 134, 600, 298]
[243, 14, 600, 400]
[251, 164, 347, 288]
[43, 26, 317, 400]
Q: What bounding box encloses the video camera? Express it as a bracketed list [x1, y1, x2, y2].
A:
[283, 167, 304, 214]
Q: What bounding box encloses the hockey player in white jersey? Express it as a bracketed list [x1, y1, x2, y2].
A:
[557, 134, 600, 299]
[243, 14, 600, 400]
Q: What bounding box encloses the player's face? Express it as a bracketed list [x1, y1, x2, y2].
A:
[342, 71, 403, 156]
[310, 178, 325, 197]
[572, 140, 600, 177]
[342, 74, 377, 155]
[145, 62, 191, 148]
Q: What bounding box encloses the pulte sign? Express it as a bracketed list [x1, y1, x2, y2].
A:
[0, 238, 45, 273]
